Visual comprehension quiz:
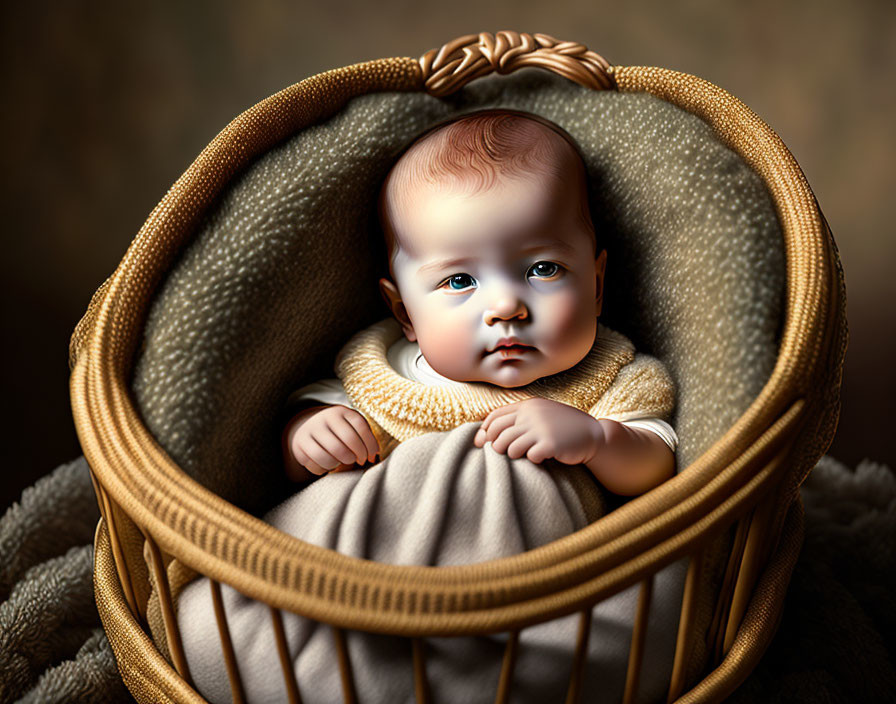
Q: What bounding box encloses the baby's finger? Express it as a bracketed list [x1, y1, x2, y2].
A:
[507, 433, 538, 460]
[480, 403, 519, 432]
[312, 428, 359, 467]
[341, 411, 380, 461]
[290, 444, 326, 477]
[299, 437, 341, 474]
[526, 441, 553, 465]
[483, 412, 519, 443]
[330, 417, 370, 465]
[490, 425, 528, 455]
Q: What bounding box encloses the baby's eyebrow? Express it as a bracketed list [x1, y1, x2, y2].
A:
[518, 240, 577, 257]
[417, 257, 475, 276]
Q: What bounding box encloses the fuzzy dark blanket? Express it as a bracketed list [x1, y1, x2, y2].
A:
[1, 455, 893, 704]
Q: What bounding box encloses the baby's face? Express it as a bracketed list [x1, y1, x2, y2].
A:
[382, 172, 606, 388]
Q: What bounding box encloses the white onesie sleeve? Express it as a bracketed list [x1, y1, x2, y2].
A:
[285, 379, 353, 411]
[286, 380, 679, 453]
[613, 418, 678, 453]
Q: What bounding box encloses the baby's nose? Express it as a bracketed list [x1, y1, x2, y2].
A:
[484, 295, 529, 325]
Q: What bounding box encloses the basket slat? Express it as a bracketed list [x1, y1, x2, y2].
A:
[667, 550, 705, 702]
[623, 577, 655, 704]
[412, 638, 432, 704]
[145, 532, 194, 688]
[270, 607, 303, 704]
[494, 630, 520, 704]
[210, 579, 246, 704]
[564, 610, 592, 704]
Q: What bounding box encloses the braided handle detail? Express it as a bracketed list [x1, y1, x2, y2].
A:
[420, 31, 615, 96]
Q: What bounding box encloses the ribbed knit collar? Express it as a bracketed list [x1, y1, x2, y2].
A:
[336, 318, 635, 442]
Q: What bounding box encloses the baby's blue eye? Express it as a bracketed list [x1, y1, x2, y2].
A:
[445, 273, 476, 291]
[528, 261, 560, 279]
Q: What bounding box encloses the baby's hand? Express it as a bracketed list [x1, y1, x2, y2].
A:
[283, 405, 380, 481]
[475, 398, 676, 496]
[473, 398, 602, 465]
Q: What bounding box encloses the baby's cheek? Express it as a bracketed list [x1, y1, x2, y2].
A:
[544, 291, 597, 362]
[417, 318, 476, 376]
[542, 289, 586, 332]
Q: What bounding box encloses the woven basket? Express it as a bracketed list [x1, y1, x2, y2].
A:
[71, 31, 847, 704]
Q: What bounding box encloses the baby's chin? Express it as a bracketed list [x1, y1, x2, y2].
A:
[426, 350, 589, 388]
[469, 362, 570, 389]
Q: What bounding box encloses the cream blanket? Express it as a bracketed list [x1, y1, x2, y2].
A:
[178, 424, 687, 704]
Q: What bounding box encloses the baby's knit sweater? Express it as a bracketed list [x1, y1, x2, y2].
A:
[288, 319, 679, 461]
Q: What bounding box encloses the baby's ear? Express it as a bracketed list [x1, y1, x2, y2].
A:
[594, 249, 608, 317]
[378, 278, 417, 342]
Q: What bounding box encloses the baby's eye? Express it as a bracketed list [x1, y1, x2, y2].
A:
[527, 261, 561, 279]
[441, 273, 477, 291]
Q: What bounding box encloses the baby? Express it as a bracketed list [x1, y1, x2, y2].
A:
[282, 110, 678, 497]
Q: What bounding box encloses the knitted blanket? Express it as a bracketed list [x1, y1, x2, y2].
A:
[1, 454, 893, 703]
[0, 457, 134, 703]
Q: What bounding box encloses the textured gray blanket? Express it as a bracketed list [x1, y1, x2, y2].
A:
[0, 457, 134, 703]
[1, 454, 893, 703]
[727, 457, 896, 703]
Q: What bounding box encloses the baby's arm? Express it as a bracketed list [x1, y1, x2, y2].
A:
[582, 417, 676, 496]
[282, 405, 380, 482]
[473, 399, 675, 496]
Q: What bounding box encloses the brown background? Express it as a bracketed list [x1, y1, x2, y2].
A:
[2, 1, 894, 511]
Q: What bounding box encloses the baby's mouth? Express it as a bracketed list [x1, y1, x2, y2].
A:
[495, 346, 532, 359]
[485, 340, 536, 358]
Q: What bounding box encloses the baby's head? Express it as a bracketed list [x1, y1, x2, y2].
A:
[378, 110, 607, 388]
